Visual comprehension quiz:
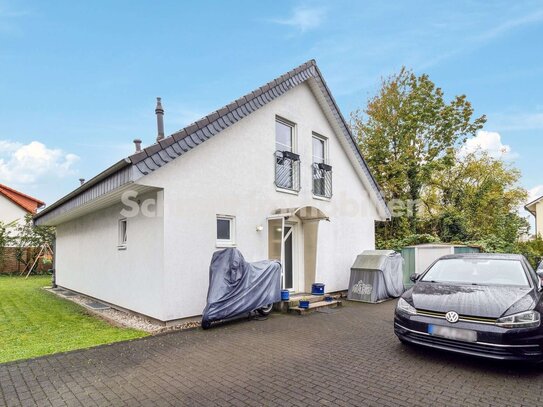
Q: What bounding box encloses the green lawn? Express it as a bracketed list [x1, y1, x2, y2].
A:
[0, 275, 148, 364]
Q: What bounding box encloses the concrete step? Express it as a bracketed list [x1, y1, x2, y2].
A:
[289, 299, 342, 315]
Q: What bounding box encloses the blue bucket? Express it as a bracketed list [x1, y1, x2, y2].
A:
[311, 283, 325, 295]
[299, 300, 310, 309]
[281, 290, 290, 301]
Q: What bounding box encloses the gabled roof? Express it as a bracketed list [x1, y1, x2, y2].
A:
[35, 60, 390, 225]
[0, 184, 45, 214]
[525, 195, 543, 216]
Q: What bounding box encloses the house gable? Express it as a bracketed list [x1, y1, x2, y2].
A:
[0, 184, 44, 217]
[128, 60, 389, 219]
[0, 193, 30, 224]
[35, 60, 390, 226]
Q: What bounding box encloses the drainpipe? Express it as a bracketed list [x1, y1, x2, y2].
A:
[51, 235, 57, 288]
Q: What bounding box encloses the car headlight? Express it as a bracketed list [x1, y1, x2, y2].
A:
[397, 298, 417, 315]
[496, 310, 540, 328]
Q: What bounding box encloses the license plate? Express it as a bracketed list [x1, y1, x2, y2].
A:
[428, 325, 477, 342]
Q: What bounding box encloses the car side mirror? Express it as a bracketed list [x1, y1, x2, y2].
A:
[537, 270, 543, 292]
[409, 273, 419, 283]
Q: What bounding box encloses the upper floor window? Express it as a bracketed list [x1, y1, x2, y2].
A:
[275, 119, 293, 152]
[275, 118, 300, 191]
[312, 134, 332, 198]
[312, 136, 325, 164]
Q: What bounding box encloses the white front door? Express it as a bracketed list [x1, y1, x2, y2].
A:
[267, 218, 299, 292]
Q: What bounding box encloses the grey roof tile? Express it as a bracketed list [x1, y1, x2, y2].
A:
[159, 137, 175, 149]
[194, 129, 207, 141]
[158, 150, 172, 162]
[211, 121, 223, 133]
[145, 143, 163, 156]
[172, 129, 188, 141]
[171, 142, 185, 155]
[177, 139, 191, 151]
[164, 146, 178, 159]
[184, 123, 198, 135]
[129, 151, 148, 164]
[197, 117, 210, 129]
[206, 112, 220, 123]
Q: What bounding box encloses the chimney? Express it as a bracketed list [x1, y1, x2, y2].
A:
[79, 178, 85, 185]
[155, 97, 165, 142]
[133, 139, 142, 152]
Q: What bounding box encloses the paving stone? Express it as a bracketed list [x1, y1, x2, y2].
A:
[1, 301, 543, 406]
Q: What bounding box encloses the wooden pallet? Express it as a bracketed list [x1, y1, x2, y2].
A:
[289, 299, 343, 315]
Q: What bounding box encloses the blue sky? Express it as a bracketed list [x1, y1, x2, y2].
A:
[1, 1, 542, 223]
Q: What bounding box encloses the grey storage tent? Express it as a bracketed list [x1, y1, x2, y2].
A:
[348, 250, 404, 303]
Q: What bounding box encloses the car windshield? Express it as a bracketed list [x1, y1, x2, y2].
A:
[421, 258, 530, 287]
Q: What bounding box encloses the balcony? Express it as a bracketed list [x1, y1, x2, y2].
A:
[275, 150, 300, 191]
[312, 163, 332, 198]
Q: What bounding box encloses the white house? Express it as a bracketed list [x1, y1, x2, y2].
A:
[525, 195, 543, 238]
[35, 60, 390, 322]
[0, 184, 44, 227]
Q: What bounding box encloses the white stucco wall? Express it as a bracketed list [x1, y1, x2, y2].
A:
[55, 191, 166, 320]
[536, 202, 543, 238]
[0, 195, 28, 225]
[138, 82, 380, 320]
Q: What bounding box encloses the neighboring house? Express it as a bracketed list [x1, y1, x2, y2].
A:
[525, 195, 543, 238]
[34, 60, 390, 322]
[0, 184, 45, 273]
[0, 184, 45, 227]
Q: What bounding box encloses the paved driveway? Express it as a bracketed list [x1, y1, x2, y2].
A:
[1, 300, 543, 407]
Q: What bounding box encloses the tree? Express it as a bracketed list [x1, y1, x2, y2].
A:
[353, 67, 532, 256]
[10, 215, 55, 274]
[424, 151, 528, 245]
[352, 67, 486, 239]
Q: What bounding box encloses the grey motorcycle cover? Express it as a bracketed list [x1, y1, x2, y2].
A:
[202, 248, 281, 326]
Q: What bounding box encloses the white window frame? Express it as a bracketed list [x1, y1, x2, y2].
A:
[275, 116, 297, 153]
[312, 133, 328, 164]
[118, 218, 127, 250]
[216, 215, 236, 247]
[312, 133, 331, 200]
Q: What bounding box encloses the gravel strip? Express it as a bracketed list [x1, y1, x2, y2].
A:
[45, 287, 201, 334]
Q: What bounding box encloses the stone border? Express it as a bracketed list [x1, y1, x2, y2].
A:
[44, 287, 201, 334]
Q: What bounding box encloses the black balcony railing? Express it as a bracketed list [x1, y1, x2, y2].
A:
[312, 162, 332, 198]
[275, 150, 300, 191]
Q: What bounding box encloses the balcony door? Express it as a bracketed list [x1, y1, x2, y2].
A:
[275, 119, 295, 190]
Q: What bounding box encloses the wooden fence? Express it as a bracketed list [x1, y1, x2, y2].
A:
[0, 247, 52, 274]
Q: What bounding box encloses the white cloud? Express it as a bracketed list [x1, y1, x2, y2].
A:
[493, 112, 543, 131]
[270, 6, 326, 32]
[0, 140, 79, 184]
[476, 8, 543, 42]
[460, 131, 513, 159]
[528, 185, 543, 204]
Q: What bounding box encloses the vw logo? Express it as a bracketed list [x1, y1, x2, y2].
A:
[445, 311, 459, 323]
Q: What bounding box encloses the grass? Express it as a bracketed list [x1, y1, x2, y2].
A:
[0, 275, 148, 364]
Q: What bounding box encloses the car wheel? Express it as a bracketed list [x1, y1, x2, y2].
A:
[257, 304, 273, 316]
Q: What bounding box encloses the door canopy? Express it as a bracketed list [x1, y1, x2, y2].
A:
[273, 206, 329, 221]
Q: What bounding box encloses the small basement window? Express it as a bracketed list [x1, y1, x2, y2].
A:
[216, 215, 235, 247]
[118, 218, 127, 249]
